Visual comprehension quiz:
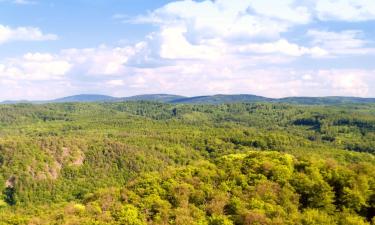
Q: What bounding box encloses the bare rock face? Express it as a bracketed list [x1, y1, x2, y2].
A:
[72, 152, 85, 166]
[21, 140, 88, 181]
[61, 146, 85, 166]
[44, 146, 85, 179]
[5, 176, 16, 188]
[61, 147, 70, 158]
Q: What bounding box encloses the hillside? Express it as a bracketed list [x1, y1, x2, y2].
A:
[0, 102, 375, 224]
[119, 94, 186, 103]
[277, 96, 375, 105]
[2, 94, 375, 105]
[170, 94, 271, 104]
[51, 94, 116, 103]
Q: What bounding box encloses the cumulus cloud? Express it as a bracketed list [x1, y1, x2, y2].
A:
[131, 0, 297, 41]
[237, 39, 328, 57]
[248, 0, 312, 24]
[316, 70, 372, 97]
[1, 0, 375, 100]
[126, 0, 374, 61]
[0, 25, 57, 44]
[107, 65, 374, 98]
[0, 79, 73, 101]
[0, 45, 141, 82]
[316, 0, 375, 21]
[60, 45, 137, 76]
[158, 26, 224, 60]
[1, 44, 374, 99]
[119, 0, 334, 66]
[307, 30, 375, 55]
[0, 53, 71, 80]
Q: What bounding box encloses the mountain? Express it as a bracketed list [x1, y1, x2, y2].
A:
[0, 100, 32, 104]
[171, 94, 271, 104]
[1, 94, 375, 105]
[276, 96, 375, 105]
[51, 94, 116, 103]
[171, 95, 375, 105]
[119, 94, 186, 103]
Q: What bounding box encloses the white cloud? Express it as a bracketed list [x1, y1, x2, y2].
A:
[111, 0, 375, 76]
[237, 39, 328, 57]
[316, 0, 375, 21]
[317, 70, 371, 96]
[61, 45, 135, 76]
[106, 79, 125, 87]
[0, 44, 143, 84]
[126, 0, 375, 26]
[0, 79, 73, 101]
[1, 44, 374, 99]
[158, 26, 223, 60]
[110, 65, 374, 98]
[128, 0, 374, 63]
[307, 29, 375, 55]
[132, 0, 292, 41]
[248, 0, 311, 24]
[0, 25, 57, 44]
[123, 0, 332, 64]
[2, 0, 375, 100]
[0, 53, 71, 80]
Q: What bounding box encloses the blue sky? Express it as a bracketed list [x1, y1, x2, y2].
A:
[0, 0, 374, 100]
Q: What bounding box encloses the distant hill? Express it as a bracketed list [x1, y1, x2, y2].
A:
[171, 95, 375, 105]
[171, 94, 271, 104]
[0, 100, 32, 104]
[2, 94, 375, 105]
[51, 94, 116, 103]
[119, 94, 186, 103]
[276, 97, 375, 105]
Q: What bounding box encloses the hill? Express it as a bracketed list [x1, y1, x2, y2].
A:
[171, 95, 375, 104]
[170, 94, 271, 104]
[276, 96, 375, 105]
[50, 94, 116, 103]
[0, 102, 375, 224]
[119, 94, 186, 103]
[0, 100, 32, 104]
[2, 94, 375, 105]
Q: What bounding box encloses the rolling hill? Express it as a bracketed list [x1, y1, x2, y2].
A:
[1, 101, 375, 224]
[51, 94, 116, 103]
[119, 94, 186, 103]
[1, 94, 375, 105]
[276, 96, 375, 105]
[170, 94, 272, 104]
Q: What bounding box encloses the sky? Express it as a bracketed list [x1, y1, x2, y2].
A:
[0, 0, 375, 100]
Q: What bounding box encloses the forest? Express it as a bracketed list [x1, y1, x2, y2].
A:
[0, 101, 375, 224]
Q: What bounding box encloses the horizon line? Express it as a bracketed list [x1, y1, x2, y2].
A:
[1, 93, 375, 103]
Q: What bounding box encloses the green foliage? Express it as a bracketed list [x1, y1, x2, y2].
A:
[113, 204, 146, 225]
[0, 102, 374, 224]
[3, 187, 16, 206]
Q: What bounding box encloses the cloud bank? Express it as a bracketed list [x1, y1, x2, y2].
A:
[0, 0, 374, 100]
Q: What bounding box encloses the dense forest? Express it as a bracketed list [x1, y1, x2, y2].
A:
[0, 101, 375, 224]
